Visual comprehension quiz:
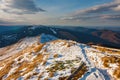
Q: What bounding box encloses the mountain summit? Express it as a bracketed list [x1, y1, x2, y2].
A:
[0, 34, 120, 80]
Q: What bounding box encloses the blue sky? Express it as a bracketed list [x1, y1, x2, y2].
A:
[0, 0, 120, 26]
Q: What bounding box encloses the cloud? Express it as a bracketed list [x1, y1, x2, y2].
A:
[62, 0, 120, 22]
[61, 16, 98, 21]
[0, 0, 45, 14]
[101, 14, 120, 20]
[0, 19, 12, 25]
[112, 5, 120, 11]
[72, 1, 120, 16]
[62, 14, 120, 22]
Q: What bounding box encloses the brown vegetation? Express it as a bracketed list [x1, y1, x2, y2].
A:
[53, 54, 59, 58]
[70, 65, 88, 80]
[0, 43, 45, 80]
[93, 46, 120, 55]
[102, 56, 120, 79]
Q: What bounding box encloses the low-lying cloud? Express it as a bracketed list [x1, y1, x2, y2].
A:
[0, 0, 45, 14]
[101, 14, 120, 20]
[0, 19, 12, 25]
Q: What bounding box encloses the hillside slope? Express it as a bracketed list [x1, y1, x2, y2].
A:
[0, 34, 120, 80]
[0, 36, 40, 61]
[92, 30, 120, 44]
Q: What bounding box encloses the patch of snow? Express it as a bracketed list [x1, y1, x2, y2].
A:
[40, 33, 58, 43]
[7, 66, 19, 77]
[2, 34, 17, 40]
[0, 66, 3, 70]
[86, 70, 105, 80]
[0, 36, 39, 61]
[43, 41, 84, 61]
[109, 63, 119, 69]
[80, 68, 105, 80]
[85, 47, 105, 68]
[98, 69, 113, 80]
[17, 76, 24, 80]
[28, 26, 40, 30]
[56, 69, 71, 77]
[50, 28, 57, 34]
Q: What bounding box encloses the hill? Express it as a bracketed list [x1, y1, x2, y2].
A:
[0, 34, 120, 80]
[92, 30, 120, 44]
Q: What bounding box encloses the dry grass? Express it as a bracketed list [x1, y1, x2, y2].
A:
[57, 64, 88, 80]
[49, 72, 54, 77]
[47, 60, 88, 80]
[1, 40, 80, 80]
[102, 56, 120, 79]
[0, 61, 14, 79]
[53, 54, 59, 58]
[52, 40, 76, 47]
[0, 43, 46, 80]
[93, 46, 120, 55]
[33, 44, 44, 52]
[47, 60, 75, 72]
[102, 56, 120, 68]
[113, 68, 120, 79]
[70, 65, 88, 80]
[5, 54, 45, 80]
[59, 76, 68, 80]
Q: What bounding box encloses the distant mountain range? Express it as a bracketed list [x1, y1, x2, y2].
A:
[0, 26, 120, 48]
[92, 30, 120, 44]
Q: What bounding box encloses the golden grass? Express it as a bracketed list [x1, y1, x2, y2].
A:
[37, 72, 44, 80]
[90, 45, 120, 79]
[113, 68, 120, 79]
[0, 61, 14, 79]
[46, 60, 88, 80]
[93, 46, 120, 55]
[53, 54, 59, 58]
[59, 76, 68, 80]
[49, 72, 54, 77]
[102, 56, 120, 79]
[5, 55, 37, 79]
[102, 56, 120, 67]
[51, 40, 76, 47]
[5, 54, 45, 80]
[0, 40, 76, 80]
[70, 65, 88, 80]
[33, 44, 44, 52]
[0, 43, 46, 80]
[47, 61, 69, 72]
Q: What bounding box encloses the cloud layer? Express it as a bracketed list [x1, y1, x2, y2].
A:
[0, 0, 45, 14]
[0, 19, 12, 25]
[0, 0, 120, 26]
[63, 0, 120, 21]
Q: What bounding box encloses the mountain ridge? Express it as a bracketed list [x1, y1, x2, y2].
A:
[0, 34, 120, 80]
[0, 26, 120, 49]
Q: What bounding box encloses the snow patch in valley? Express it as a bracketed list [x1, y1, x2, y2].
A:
[50, 28, 57, 34]
[40, 33, 58, 43]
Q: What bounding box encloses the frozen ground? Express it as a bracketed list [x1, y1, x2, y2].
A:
[0, 34, 119, 80]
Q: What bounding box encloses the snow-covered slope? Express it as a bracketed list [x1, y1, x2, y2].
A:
[0, 36, 40, 61]
[0, 35, 120, 80]
[40, 33, 58, 43]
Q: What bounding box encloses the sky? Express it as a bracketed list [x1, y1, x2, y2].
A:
[0, 0, 120, 26]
